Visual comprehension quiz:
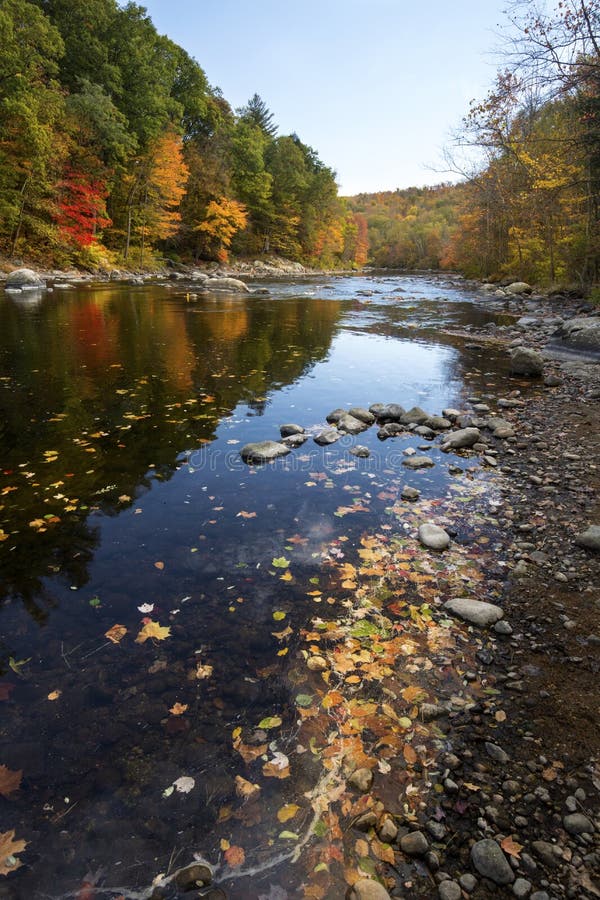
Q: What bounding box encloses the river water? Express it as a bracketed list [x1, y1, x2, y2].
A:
[0, 273, 517, 898]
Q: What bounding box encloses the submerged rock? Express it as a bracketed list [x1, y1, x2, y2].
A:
[205, 276, 249, 293]
[349, 406, 376, 425]
[348, 879, 391, 900]
[444, 598, 504, 627]
[400, 406, 430, 425]
[279, 423, 304, 437]
[349, 445, 371, 458]
[337, 413, 369, 434]
[240, 441, 291, 463]
[401, 485, 420, 501]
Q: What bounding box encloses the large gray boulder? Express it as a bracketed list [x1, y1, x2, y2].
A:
[349, 406, 376, 425]
[5, 268, 45, 290]
[400, 406, 430, 425]
[556, 316, 600, 353]
[373, 402, 405, 421]
[505, 281, 532, 295]
[205, 276, 250, 293]
[440, 427, 480, 451]
[509, 346, 544, 377]
[336, 413, 369, 434]
[418, 523, 450, 550]
[575, 524, 600, 551]
[240, 441, 290, 463]
[444, 598, 504, 627]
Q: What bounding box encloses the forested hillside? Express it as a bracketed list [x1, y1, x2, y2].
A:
[349, 2, 600, 289]
[0, 0, 367, 269]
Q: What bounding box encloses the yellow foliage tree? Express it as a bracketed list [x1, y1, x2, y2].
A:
[195, 197, 248, 261]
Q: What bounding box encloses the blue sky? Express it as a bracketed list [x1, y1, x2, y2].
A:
[141, 0, 508, 195]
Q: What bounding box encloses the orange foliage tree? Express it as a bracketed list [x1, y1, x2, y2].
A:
[195, 197, 248, 262]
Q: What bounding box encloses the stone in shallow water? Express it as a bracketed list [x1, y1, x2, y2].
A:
[282, 433, 308, 448]
[5, 267, 45, 289]
[279, 423, 304, 437]
[401, 485, 420, 501]
[349, 406, 376, 425]
[374, 402, 405, 421]
[337, 413, 369, 434]
[402, 455, 434, 469]
[378, 423, 404, 440]
[509, 346, 544, 377]
[314, 428, 340, 446]
[349, 445, 370, 458]
[400, 405, 430, 425]
[400, 830, 429, 856]
[441, 427, 480, 451]
[348, 879, 391, 900]
[326, 407, 346, 424]
[240, 441, 290, 463]
[418, 523, 450, 550]
[444, 598, 504, 627]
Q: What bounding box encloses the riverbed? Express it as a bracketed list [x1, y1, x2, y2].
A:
[0, 273, 560, 897]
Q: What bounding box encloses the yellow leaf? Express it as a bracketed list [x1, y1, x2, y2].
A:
[234, 775, 260, 799]
[280, 571, 293, 582]
[105, 624, 127, 644]
[47, 690, 61, 701]
[169, 702, 188, 716]
[277, 803, 300, 823]
[354, 838, 369, 858]
[135, 620, 171, 643]
[220, 838, 230, 851]
[277, 648, 288, 657]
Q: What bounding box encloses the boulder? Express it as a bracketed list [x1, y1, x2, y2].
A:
[425, 416, 452, 430]
[282, 433, 308, 448]
[509, 346, 544, 377]
[326, 408, 346, 424]
[205, 276, 250, 293]
[349, 445, 370, 458]
[400, 406, 430, 425]
[440, 427, 480, 451]
[444, 598, 504, 627]
[377, 423, 404, 440]
[279, 423, 304, 437]
[471, 839, 515, 885]
[505, 281, 532, 294]
[556, 316, 600, 353]
[418, 523, 450, 550]
[5, 268, 45, 290]
[314, 429, 341, 446]
[240, 441, 291, 463]
[373, 402, 405, 421]
[401, 485, 420, 501]
[348, 879, 391, 900]
[575, 524, 600, 551]
[349, 406, 376, 425]
[402, 455, 434, 469]
[337, 413, 369, 434]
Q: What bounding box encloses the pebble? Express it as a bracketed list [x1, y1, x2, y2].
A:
[563, 812, 594, 834]
[400, 830, 429, 856]
[348, 878, 391, 900]
[418, 523, 450, 550]
[459, 873, 477, 892]
[513, 878, 532, 898]
[494, 620, 514, 635]
[438, 882, 462, 900]
[485, 741, 510, 764]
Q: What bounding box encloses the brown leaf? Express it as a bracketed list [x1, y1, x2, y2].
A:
[403, 744, 417, 765]
[501, 836, 523, 858]
[105, 624, 127, 644]
[233, 740, 267, 764]
[154, 561, 165, 570]
[234, 775, 260, 800]
[224, 845, 245, 868]
[0, 766, 22, 798]
[371, 837, 395, 864]
[0, 830, 27, 876]
[169, 702, 188, 716]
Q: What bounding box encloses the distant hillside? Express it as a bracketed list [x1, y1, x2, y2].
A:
[346, 184, 464, 270]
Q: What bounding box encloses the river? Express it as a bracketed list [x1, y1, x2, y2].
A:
[0, 272, 518, 898]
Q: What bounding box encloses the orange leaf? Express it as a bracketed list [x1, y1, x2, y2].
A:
[403, 744, 417, 765]
[169, 702, 188, 716]
[105, 624, 127, 644]
[501, 836, 523, 858]
[322, 690, 345, 710]
[154, 561, 165, 570]
[0, 830, 27, 876]
[224, 845, 245, 868]
[234, 775, 260, 799]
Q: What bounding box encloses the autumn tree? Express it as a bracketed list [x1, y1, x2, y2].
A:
[195, 198, 247, 261]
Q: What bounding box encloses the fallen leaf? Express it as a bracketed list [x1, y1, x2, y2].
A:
[169, 703, 188, 716]
[137, 603, 154, 614]
[403, 744, 417, 765]
[224, 845, 245, 868]
[280, 571, 293, 582]
[47, 690, 61, 701]
[195, 663, 213, 679]
[173, 776, 195, 794]
[278, 831, 298, 840]
[135, 620, 171, 643]
[272, 557, 290, 569]
[257, 715, 282, 730]
[272, 611, 286, 621]
[236, 511, 256, 519]
[154, 561, 165, 570]
[235, 775, 260, 800]
[105, 624, 127, 644]
[0, 766, 22, 798]
[277, 803, 300, 823]
[501, 836, 523, 858]
[0, 830, 27, 876]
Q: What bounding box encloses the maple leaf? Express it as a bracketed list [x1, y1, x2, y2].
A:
[135, 620, 171, 643]
[501, 836, 523, 857]
[0, 766, 22, 798]
[169, 703, 188, 716]
[0, 830, 27, 876]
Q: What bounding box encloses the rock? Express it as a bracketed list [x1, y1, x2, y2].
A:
[378, 423, 405, 439]
[506, 281, 532, 294]
[531, 840, 560, 868]
[471, 839, 515, 885]
[402, 455, 434, 469]
[348, 879, 391, 900]
[5, 267, 45, 290]
[485, 742, 510, 763]
[438, 883, 462, 900]
[459, 874, 477, 892]
[279, 423, 304, 437]
[240, 441, 291, 463]
[413, 425, 435, 439]
[349, 445, 371, 458]
[282, 433, 308, 448]
[314, 429, 341, 446]
[544, 374, 563, 387]
[326, 408, 346, 424]
[401, 485, 420, 501]
[512, 878, 532, 898]
[441, 427, 481, 451]
[337, 413, 369, 434]
[400, 406, 430, 425]
[494, 620, 513, 636]
[175, 862, 212, 890]
[205, 276, 249, 293]
[374, 402, 405, 421]
[377, 816, 398, 843]
[509, 347, 544, 377]
[486, 417, 516, 438]
[349, 406, 376, 425]
[442, 408, 461, 421]
[444, 598, 504, 627]
[354, 811, 378, 832]
[563, 813, 594, 834]
[425, 416, 452, 430]
[556, 316, 600, 352]
[574, 525, 600, 551]
[400, 830, 429, 856]
[348, 767, 373, 792]
[421, 703, 450, 721]
[418, 523, 450, 550]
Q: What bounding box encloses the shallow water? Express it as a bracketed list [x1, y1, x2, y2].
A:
[0, 273, 516, 897]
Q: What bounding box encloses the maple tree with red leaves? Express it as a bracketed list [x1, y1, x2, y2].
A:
[54, 168, 111, 248]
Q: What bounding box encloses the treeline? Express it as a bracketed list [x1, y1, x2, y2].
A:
[0, 0, 368, 269]
[350, 1, 600, 289]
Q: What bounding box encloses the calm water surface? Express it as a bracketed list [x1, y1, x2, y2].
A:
[0, 273, 515, 897]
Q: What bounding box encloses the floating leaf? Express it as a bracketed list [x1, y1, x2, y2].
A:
[105, 624, 127, 644]
[272, 557, 290, 568]
[257, 716, 282, 730]
[137, 603, 154, 614]
[278, 831, 299, 840]
[295, 694, 313, 708]
[154, 561, 165, 570]
[169, 703, 188, 716]
[0, 830, 28, 876]
[277, 803, 300, 823]
[236, 511, 256, 519]
[0, 766, 22, 798]
[403, 744, 417, 765]
[195, 663, 213, 679]
[47, 690, 61, 701]
[173, 776, 195, 794]
[235, 775, 260, 799]
[224, 845, 245, 868]
[135, 620, 171, 643]
[272, 611, 286, 621]
[280, 571, 293, 582]
[8, 657, 30, 677]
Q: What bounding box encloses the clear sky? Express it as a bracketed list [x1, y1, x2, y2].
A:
[141, 0, 508, 195]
